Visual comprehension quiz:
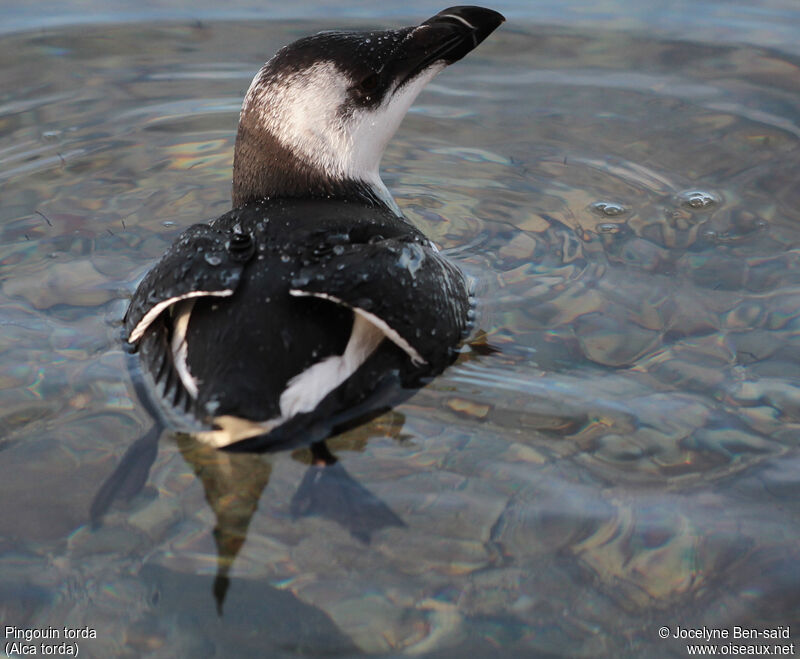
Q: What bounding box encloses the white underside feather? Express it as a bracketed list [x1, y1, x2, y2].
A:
[193, 297, 421, 448]
[170, 300, 199, 398]
[279, 312, 385, 417]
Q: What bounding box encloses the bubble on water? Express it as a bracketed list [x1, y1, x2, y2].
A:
[162, 220, 176, 227]
[598, 222, 624, 234]
[590, 201, 627, 217]
[678, 190, 719, 211]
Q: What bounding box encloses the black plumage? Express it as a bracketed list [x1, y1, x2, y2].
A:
[125, 198, 473, 449]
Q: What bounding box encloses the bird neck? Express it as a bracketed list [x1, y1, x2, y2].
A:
[231, 110, 398, 213]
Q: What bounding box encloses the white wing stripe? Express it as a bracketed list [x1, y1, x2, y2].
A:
[288, 289, 427, 365]
[127, 289, 233, 343]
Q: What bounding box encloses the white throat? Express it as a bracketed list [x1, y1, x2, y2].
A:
[241, 61, 445, 213]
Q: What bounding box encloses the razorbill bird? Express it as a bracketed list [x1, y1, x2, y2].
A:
[124, 6, 505, 451]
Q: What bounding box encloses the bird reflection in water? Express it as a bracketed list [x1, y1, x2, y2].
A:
[91, 409, 410, 613]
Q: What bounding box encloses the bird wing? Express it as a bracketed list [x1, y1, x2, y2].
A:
[124, 223, 253, 344]
[289, 238, 472, 370]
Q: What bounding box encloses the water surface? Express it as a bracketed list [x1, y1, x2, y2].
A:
[1, 5, 800, 657]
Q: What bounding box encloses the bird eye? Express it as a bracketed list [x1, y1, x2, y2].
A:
[359, 72, 379, 93]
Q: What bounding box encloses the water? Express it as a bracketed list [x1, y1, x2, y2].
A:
[2, 2, 800, 657]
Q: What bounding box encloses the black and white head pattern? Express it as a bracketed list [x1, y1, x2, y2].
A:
[233, 6, 505, 207]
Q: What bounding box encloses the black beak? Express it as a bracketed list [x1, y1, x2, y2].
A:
[394, 6, 505, 87]
[420, 6, 506, 62]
